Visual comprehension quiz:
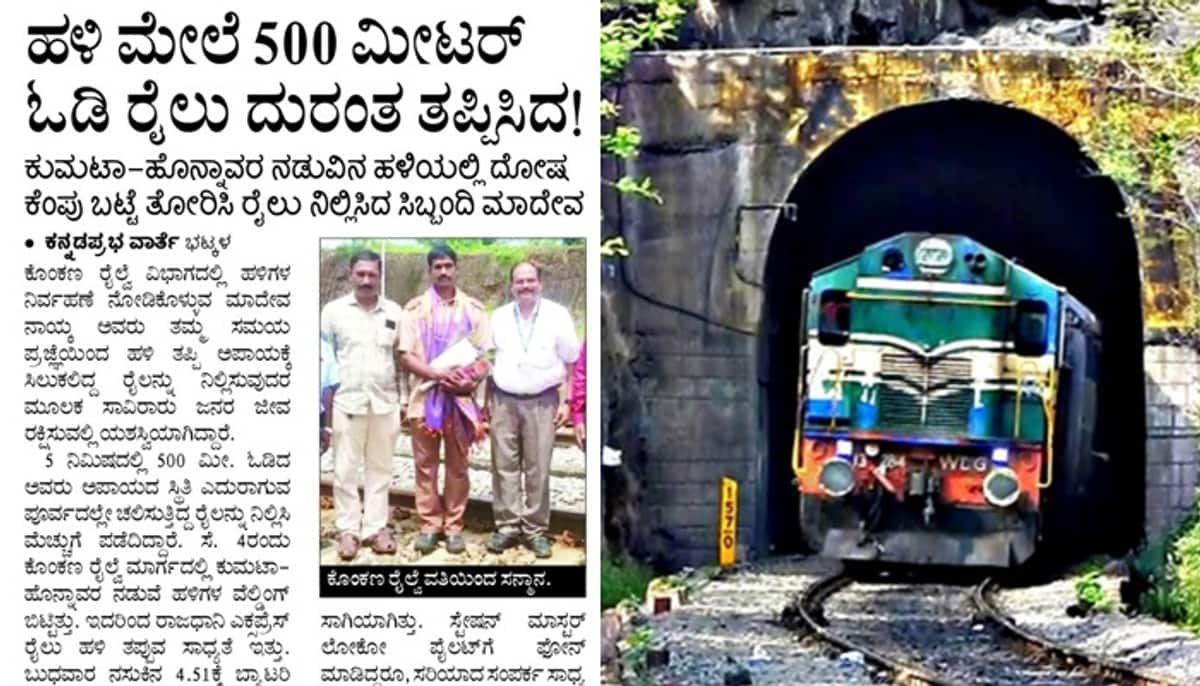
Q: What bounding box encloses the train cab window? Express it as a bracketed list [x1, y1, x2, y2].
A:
[818, 289, 851, 346]
[1013, 299, 1049, 357]
[881, 247, 905, 273]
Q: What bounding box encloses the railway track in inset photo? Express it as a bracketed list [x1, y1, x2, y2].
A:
[317, 429, 585, 565]
[789, 568, 1190, 686]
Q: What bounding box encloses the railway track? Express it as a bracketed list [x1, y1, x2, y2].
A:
[317, 482, 585, 540]
[318, 430, 586, 541]
[790, 568, 1189, 686]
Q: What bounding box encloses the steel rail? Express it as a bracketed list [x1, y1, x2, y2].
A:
[974, 578, 1191, 686]
[794, 568, 1190, 686]
[794, 569, 962, 686]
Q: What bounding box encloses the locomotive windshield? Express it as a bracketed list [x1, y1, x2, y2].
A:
[1014, 298, 1050, 356]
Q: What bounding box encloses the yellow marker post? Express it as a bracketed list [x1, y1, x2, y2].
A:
[719, 477, 738, 567]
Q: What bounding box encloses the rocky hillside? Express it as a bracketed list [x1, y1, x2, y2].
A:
[678, 0, 1109, 49]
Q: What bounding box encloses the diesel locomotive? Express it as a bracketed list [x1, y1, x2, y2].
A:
[795, 233, 1105, 567]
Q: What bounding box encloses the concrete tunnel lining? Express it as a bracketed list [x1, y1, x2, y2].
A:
[756, 98, 1145, 557]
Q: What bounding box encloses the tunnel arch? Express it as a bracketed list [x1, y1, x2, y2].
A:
[756, 98, 1145, 557]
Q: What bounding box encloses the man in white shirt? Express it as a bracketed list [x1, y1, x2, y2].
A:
[319, 250, 405, 562]
[486, 261, 581, 558]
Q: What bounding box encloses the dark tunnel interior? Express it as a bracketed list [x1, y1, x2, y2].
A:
[758, 99, 1146, 557]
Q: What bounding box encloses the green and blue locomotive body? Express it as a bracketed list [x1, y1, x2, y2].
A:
[795, 233, 1103, 567]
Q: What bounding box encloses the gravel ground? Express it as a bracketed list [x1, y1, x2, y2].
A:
[823, 581, 1103, 685]
[639, 556, 885, 686]
[995, 574, 1200, 685]
[613, 555, 1200, 686]
[320, 436, 586, 514]
[317, 503, 585, 566]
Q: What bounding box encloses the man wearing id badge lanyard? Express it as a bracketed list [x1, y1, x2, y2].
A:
[320, 250, 406, 562]
[486, 261, 581, 558]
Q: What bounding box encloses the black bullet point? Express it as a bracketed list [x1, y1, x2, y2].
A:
[24, 239, 34, 248]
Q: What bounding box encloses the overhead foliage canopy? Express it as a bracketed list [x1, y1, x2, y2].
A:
[599, 0, 696, 204]
[1091, 0, 1200, 331]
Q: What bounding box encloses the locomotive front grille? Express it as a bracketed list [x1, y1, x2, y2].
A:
[927, 389, 973, 430]
[878, 386, 923, 431]
[878, 354, 973, 432]
[881, 354, 972, 388]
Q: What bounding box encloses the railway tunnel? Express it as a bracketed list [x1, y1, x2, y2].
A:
[603, 45, 1198, 568]
[758, 99, 1145, 556]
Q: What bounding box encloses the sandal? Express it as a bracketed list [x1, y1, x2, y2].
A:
[366, 529, 397, 555]
[336, 532, 360, 561]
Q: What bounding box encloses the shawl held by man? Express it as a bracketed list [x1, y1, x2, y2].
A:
[416, 288, 487, 443]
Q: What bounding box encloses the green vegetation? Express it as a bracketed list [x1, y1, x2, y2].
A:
[600, 0, 694, 204]
[646, 573, 688, 593]
[1099, 1, 1200, 635]
[600, 0, 690, 82]
[1074, 569, 1115, 613]
[621, 625, 656, 686]
[327, 238, 582, 273]
[319, 239, 586, 333]
[601, 546, 655, 610]
[1127, 502, 1200, 629]
[1174, 510, 1200, 632]
[1088, 0, 1200, 330]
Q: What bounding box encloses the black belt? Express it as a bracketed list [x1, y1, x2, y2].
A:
[493, 384, 558, 400]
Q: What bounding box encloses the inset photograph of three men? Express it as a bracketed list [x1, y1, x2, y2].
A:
[317, 238, 586, 597]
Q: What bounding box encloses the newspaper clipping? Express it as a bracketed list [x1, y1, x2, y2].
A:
[9, 2, 595, 685]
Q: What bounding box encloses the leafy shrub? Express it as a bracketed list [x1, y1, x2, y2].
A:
[601, 547, 654, 610]
[1127, 496, 1200, 632]
[1141, 582, 1189, 624]
[621, 626, 656, 686]
[1074, 570, 1114, 613]
[1172, 511, 1200, 632]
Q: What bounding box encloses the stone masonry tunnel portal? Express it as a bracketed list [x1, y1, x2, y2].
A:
[758, 99, 1146, 557]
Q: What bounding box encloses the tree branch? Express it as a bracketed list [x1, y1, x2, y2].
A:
[1108, 58, 1200, 106]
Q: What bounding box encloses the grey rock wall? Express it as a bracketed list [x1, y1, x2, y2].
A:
[677, 0, 1105, 48]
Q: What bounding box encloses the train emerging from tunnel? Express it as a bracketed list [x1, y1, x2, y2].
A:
[794, 232, 1108, 567]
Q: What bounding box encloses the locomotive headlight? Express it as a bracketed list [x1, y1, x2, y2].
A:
[982, 467, 1021, 508]
[990, 447, 1010, 466]
[864, 443, 881, 458]
[836, 439, 853, 457]
[818, 459, 855, 498]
